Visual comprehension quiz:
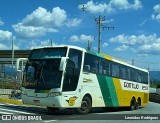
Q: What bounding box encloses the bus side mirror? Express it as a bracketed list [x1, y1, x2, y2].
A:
[84, 65, 90, 73]
[59, 57, 69, 71]
[16, 58, 28, 72]
[16, 58, 28, 83]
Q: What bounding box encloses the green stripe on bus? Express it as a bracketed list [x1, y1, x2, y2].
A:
[105, 77, 119, 107]
[97, 75, 119, 107]
[87, 50, 105, 58]
[87, 50, 97, 56]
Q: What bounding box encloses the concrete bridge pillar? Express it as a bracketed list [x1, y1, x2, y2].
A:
[0, 62, 5, 78]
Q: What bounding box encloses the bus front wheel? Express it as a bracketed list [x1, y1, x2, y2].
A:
[76, 96, 92, 114]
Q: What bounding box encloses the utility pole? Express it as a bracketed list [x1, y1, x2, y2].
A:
[11, 39, 15, 91]
[95, 15, 114, 53]
[50, 39, 53, 46]
[11, 39, 14, 79]
[81, 5, 115, 53]
[132, 59, 134, 65]
[95, 15, 105, 53]
[87, 40, 91, 50]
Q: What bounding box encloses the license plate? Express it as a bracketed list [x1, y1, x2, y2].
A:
[33, 100, 40, 103]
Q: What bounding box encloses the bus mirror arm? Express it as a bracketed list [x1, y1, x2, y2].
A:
[62, 71, 66, 76]
[59, 57, 69, 71]
[16, 58, 28, 71]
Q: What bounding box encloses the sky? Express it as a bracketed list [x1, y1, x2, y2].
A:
[0, 0, 160, 71]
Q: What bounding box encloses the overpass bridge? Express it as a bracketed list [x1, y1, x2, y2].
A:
[0, 50, 31, 76]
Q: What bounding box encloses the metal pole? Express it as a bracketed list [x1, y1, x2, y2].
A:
[11, 40, 15, 88]
[51, 39, 53, 46]
[132, 59, 134, 65]
[98, 15, 101, 53]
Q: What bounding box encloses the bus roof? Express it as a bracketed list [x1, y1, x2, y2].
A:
[33, 45, 85, 51]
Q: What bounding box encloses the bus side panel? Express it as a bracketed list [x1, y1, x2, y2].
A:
[112, 78, 125, 106]
[81, 73, 106, 107]
[112, 78, 149, 107]
[96, 75, 119, 107]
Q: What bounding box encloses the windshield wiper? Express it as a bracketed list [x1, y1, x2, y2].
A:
[37, 63, 48, 88]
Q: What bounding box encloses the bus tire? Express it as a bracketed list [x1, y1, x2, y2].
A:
[136, 98, 141, 109]
[130, 98, 136, 111]
[76, 96, 92, 114]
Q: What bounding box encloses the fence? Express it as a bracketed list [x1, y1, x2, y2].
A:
[0, 77, 21, 98]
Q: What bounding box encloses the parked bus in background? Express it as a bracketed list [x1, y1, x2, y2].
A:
[16, 45, 149, 114]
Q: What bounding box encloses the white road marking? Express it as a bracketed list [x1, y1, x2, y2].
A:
[0, 111, 13, 114]
[69, 116, 81, 118]
[0, 108, 34, 114]
[43, 120, 58, 122]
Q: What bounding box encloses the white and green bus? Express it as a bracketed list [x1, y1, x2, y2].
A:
[17, 45, 149, 114]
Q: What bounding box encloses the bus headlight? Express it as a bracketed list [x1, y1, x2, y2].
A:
[48, 92, 61, 97]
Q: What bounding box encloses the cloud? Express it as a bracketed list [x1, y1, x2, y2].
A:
[78, 1, 113, 14]
[103, 19, 114, 24]
[114, 44, 129, 51]
[154, 4, 160, 13]
[70, 34, 94, 42]
[0, 30, 12, 41]
[110, 34, 160, 55]
[0, 43, 8, 49]
[13, 7, 81, 38]
[102, 42, 108, 47]
[151, 4, 160, 22]
[66, 18, 82, 27]
[24, 39, 64, 49]
[0, 18, 4, 25]
[22, 7, 67, 27]
[138, 43, 160, 55]
[110, 0, 142, 10]
[13, 23, 58, 38]
[0, 44, 19, 50]
[110, 34, 158, 45]
[70, 35, 79, 42]
[78, 0, 142, 14]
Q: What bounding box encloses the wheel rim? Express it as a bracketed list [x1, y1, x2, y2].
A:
[81, 101, 89, 111]
[130, 99, 135, 110]
[137, 100, 140, 108]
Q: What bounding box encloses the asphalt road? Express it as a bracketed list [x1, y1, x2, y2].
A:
[0, 102, 160, 123]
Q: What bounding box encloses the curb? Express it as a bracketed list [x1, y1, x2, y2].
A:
[0, 98, 24, 105]
[0, 98, 45, 108]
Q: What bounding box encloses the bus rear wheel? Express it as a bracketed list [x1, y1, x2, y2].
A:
[76, 96, 92, 114]
[136, 98, 141, 109]
[130, 98, 136, 111]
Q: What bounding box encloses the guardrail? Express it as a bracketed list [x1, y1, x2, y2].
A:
[149, 93, 160, 103]
[149, 87, 160, 103]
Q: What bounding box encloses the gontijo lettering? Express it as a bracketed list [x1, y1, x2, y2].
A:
[124, 82, 139, 89]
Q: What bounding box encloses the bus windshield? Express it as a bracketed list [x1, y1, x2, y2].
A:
[22, 48, 67, 89]
[23, 59, 62, 89]
[29, 48, 67, 59]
